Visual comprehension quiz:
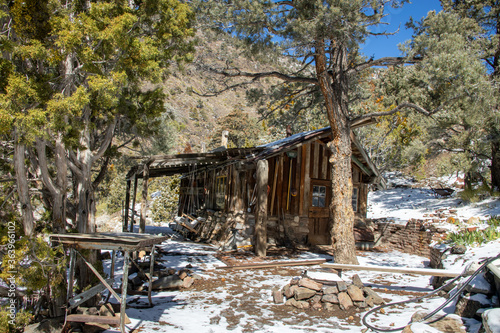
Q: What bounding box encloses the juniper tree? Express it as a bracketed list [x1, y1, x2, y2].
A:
[0, 0, 195, 235]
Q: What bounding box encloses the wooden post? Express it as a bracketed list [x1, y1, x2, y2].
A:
[67, 248, 76, 302]
[120, 251, 130, 333]
[130, 176, 138, 232]
[140, 163, 149, 234]
[123, 179, 131, 232]
[255, 159, 268, 257]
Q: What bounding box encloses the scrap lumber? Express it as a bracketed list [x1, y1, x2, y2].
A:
[66, 314, 131, 325]
[217, 258, 327, 270]
[321, 263, 461, 277]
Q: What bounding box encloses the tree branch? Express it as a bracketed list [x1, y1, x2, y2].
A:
[346, 56, 423, 76]
[350, 102, 444, 125]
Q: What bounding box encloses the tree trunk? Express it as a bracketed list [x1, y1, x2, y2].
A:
[492, 140, 500, 191]
[315, 41, 358, 264]
[13, 138, 34, 237]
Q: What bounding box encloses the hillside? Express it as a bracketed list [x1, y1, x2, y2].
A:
[157, 30, 279, 153]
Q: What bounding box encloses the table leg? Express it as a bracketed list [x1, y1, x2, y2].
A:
[148, 245, 155, 307]
[120, 251, 130, 333]
[67, 248, 76, 303]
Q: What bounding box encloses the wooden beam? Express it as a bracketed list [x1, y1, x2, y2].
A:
[270, 159, 279, 216]
[66, 314, 130, 325]
[123, 179, 131, 232]
[255, 160, 269, 257]
[140, 162, 150, 234]
[321, 263, 461, 277]
[217, 259, 327, 270]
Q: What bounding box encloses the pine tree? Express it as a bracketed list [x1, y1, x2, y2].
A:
[193, 0, 449, 264]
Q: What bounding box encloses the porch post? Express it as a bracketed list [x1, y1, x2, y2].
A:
[123, 179, 131, 232]
[255, 159, 268, 257]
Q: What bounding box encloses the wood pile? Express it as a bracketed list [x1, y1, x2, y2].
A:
[272, 274, 385, 311]
[126, 258, 202, 293]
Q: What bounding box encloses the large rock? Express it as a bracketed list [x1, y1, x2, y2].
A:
[285, 298, 310, 309]
[352, 274, 364, 288]
[338, 292, 353, 310]
[272, 287, 284, 304]
[363, 287, 385, 305]
[337, 281, 348, 292]
[294, 287, 317, 300]
[321, 294, 339, 304]
[152, 274, 184, 290]
[454, 294, 492, 318]
[323, 286, 339, 295]
[298, 277, 323, 291]
[24, 319, 63, 333]
[482, 308, 500, 333]
[347, 285, 365, 302]
[409, 311, 466, 333]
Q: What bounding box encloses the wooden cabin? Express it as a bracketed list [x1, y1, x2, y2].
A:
[125, 127, 384, 248]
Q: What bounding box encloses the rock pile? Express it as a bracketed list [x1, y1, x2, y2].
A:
[272, 274, 385, 311]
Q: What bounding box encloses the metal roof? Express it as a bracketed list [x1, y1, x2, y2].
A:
[126, 127, 384, 188]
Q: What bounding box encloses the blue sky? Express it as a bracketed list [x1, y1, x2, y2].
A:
[361, 0, 442, 59]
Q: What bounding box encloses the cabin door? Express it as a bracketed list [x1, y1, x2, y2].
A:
[308, 180, 331, 245]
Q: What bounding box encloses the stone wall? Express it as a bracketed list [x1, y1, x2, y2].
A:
[267, 215, 309, 246]
[372, 218, 447, 258]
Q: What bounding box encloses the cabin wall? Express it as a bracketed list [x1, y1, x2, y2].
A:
[177, 140, 371, 248]
[265, 140, 370, 246]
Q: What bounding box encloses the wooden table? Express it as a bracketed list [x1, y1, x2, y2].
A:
[50, 232, 169, 333]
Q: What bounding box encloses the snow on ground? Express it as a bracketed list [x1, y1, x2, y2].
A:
[368, 172, 500, 225]
[99, 175, 500, 333]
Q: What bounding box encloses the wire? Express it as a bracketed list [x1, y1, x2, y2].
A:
[362, 253, 500, 332]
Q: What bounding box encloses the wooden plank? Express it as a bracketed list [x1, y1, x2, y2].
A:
[321, 144, 328, 179]
[303, 143, 311, 214]
[299, 145, 306, 216]
[313, 141, 319, 179]
[321, 263, 461, 277]
[68, 278, 115, 310]
[270, 159, 279, 216]
[66, 314, 130, 325]
[83, 257, 122, 302]
[217, 259, 327, 270]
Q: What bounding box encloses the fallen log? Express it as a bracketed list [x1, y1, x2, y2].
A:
[320, 263, 461, 277]
[217, 258, 327, 270]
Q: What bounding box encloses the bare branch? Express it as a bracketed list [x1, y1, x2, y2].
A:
[350, 102, 444, 125]
[346, 56, 423, 75]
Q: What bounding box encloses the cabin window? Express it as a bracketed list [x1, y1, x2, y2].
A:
[352, 187, 358, 212]
[215, 176, 227, 209]
[311, 185, 327, 207]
